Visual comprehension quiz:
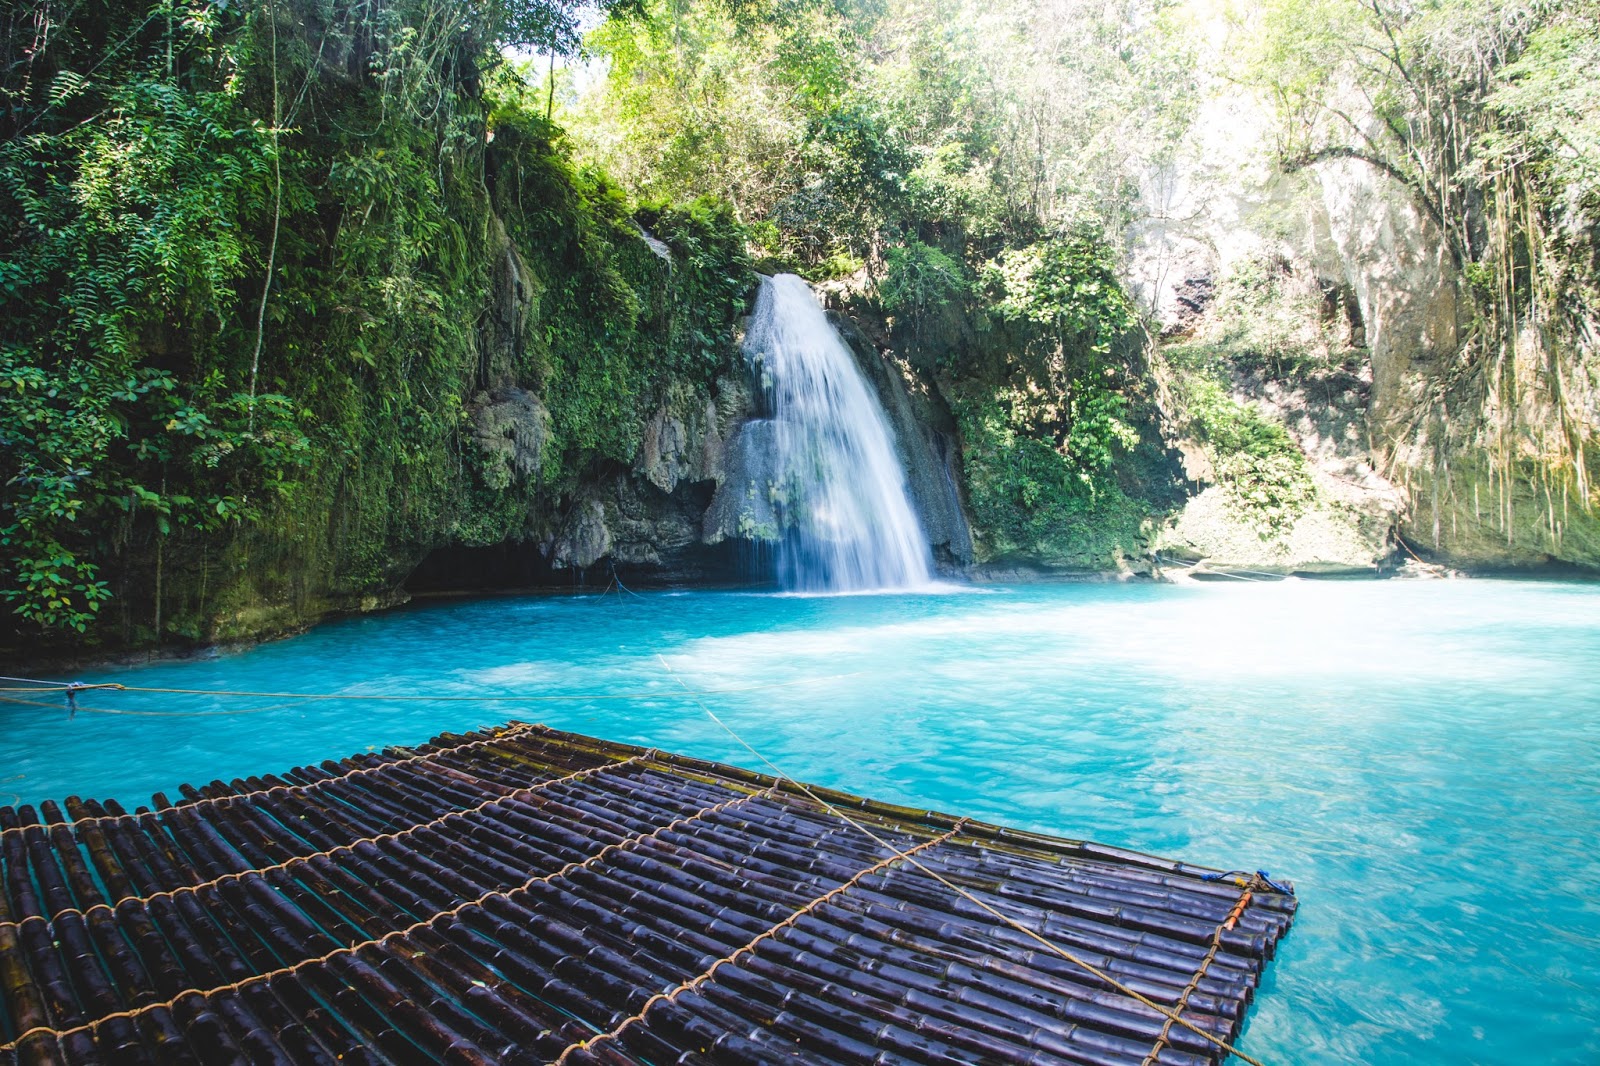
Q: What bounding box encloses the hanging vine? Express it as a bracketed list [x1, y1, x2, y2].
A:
[1259, 0, 1600, 555]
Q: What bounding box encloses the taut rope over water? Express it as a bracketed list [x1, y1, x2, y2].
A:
[0, 672, 860, 705]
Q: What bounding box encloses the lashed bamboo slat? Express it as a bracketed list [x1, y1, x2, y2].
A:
[0, 723, 1294, 1065]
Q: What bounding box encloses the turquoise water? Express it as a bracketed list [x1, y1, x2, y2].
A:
[5, 579, 1599, 1065]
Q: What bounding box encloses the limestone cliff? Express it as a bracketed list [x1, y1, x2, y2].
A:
[1127, 83, 1599, 575]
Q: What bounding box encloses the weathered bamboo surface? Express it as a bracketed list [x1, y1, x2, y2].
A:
[0, 722, 1294, 1065]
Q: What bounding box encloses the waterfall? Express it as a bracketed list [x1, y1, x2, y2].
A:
[745, 274, 934, 591]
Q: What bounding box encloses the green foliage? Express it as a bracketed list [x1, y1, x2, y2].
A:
[572, 0, 1195, 264]
[957, 376, 1137, 495]
[642, 196, 756, 373]
[0, 7, 318, 634]
[950, 226, 1147, 561]
[496, 0, 645, 53]
[1, 0, 751, 644]
[983, 234, 1135, 348]
[1153, 255, 1334, 537]
[1189, 256, 1351, 374]
[1162, 351, 1315, 536]
[1065, 385, 1142, 480]
[881, 240, 968, 316]
[953, 386, 1147, 566]
[577, 2, 806, 229]
[1487, 7, 1600, 207]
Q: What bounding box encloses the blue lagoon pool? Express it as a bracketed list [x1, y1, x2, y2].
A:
[5, 578, 1598, 1064]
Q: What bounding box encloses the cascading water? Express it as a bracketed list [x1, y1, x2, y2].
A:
[745, 273, 934, 591]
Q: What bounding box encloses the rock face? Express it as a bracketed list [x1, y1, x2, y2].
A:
[1307, 158, 1463, 443]
[636, 379, 734, 495]
[703, 419, 787, 545]
[558, 375, 735, 572]
[1297, 160, 1600, 569]
[1156, 362, 1404, 574]
[1123, 73, 1600, 575]
[528, 375, 757, 580]
[470, 388, 550, 489]
[483, 213, 541, 387]
[1126, 61, 1600, 573]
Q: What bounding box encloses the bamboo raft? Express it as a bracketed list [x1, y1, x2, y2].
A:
[0, 722, 1294, 1066]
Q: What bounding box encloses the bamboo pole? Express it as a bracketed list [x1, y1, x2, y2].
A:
[2, 724, 1291, 1066]
[263, 971, 391, 1065]
[1, 808, 94, 1037]
[0, 834, 52, 1045]
[69, 801, 239, 992]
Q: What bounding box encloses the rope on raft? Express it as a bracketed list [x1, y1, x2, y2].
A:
[1141, 880, 1261, 1066]
[0, 752, 652, 933]
[1203, 868, 1294, 895]
[0, 723, 540, 843]
[651, 653, 1273, 1066]
[0, 720, 1294, 1064]
[554, 819, 971, 1064]
[0, 785, 781, 1057]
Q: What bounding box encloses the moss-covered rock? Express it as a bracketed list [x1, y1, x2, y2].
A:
[0, 9, 759, 658]
[1150, 258, 1404, 575]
